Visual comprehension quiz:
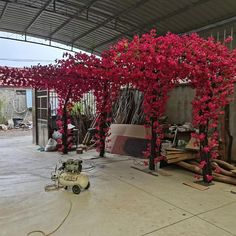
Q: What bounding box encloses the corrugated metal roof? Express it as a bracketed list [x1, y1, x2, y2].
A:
[0, 0, 236, 54]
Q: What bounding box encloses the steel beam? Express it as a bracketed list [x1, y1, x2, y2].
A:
[49, 0, 98, 38]
[24, 0, 52, 32]
[71, 0, 150, 44]
[0, 2, 8, 19]
[184, 14, 236, 34]
[0, 29, 95, 54]
[91, 0, 212, 50]
[135, 0, 212, 35]
[0, 0, 135, 36]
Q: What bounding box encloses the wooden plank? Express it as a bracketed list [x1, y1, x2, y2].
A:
[183, 182, 209, 191]
[131, 165, 158, 176]
[166, 151, 186, 155]
[214, 159, 236, 170]
[185, 137, 199, 151]
[167, 155, 196, 163]
[158, 169, 172, 176]
[166, 153, 193, 160]
[166, 148, 186, 152]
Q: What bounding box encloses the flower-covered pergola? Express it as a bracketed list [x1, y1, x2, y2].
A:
[103, 30, 236, 183]
[1, 30, 236, 183]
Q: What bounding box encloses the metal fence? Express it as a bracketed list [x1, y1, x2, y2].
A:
[81, 91, 96, 117]
[49, 90, 96, 117]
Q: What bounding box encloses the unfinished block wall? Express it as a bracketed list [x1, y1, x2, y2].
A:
[166, 85, 236, 162]
[0, 88, 28, 123]
[166, 85, 195, 124]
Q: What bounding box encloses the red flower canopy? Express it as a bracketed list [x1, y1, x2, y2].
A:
[1, 30, 236, 182]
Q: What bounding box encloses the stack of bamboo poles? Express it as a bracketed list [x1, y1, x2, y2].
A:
[162, 136, 236, 185]
[176, 159, 236, 185]
[164, 148, 197, 164]
[82, 115, 98, 146]
[112, 88, 145, 124]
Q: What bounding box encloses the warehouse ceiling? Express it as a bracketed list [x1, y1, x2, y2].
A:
[0, 0, 236, 54]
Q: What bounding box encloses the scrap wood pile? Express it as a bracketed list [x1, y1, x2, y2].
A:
[161, 123, 236, 185]
[112, 88, 145, 125]
[163, 146, 236, 185]
[177, 159, 236, 186]
[161, 123, 198, 164]
[164, 148, 197, 164]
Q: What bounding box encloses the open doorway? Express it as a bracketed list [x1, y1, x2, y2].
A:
[0, 87, 33, 139]
[0, 37, 75, 146]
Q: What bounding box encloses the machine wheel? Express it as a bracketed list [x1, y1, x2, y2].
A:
[72, 185, 81, 194]
[85, 181, 90, 190]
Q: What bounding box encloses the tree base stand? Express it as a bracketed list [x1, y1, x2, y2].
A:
[183, 181, 210, 191]
[131, 165, 158, 177]
[194, 180, 215, 187]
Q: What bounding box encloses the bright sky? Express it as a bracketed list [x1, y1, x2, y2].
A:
[0, 38, 72, 68]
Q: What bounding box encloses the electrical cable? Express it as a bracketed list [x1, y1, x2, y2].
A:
[231, 190, 236, 194]
[132, 159, 145, 166]
[27, 159, 94, 236]
[44, 184, 63, 192]
[0, 58, 54, 63]
[27, 200, 72, 236]
[81, 160, 96, 172]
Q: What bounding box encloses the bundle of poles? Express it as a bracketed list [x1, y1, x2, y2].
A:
[176, 159, 236, 185]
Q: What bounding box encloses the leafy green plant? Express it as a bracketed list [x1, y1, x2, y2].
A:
[70, 102, 83, 116]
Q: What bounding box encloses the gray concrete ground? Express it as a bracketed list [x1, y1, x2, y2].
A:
[1, 133, 236, 236]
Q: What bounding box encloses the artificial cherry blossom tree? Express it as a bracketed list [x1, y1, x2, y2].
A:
[1, 30, 236, 183]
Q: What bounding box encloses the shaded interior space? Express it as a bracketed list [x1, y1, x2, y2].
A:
[1, 133, 236, 236]
[1, 1, 236, 235]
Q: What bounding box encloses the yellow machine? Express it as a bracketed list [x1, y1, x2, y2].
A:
[51, 159, 90, 194]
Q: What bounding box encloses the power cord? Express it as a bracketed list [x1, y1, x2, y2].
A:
[82, 160, 96, 172]
[44, 184, 63, 192]
[28, 160, 94, 236]
[132, 159, 145, 166]
[27, 200, 72, 236]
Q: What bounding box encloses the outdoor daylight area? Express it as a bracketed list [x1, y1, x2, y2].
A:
[1, 1, 236, 236]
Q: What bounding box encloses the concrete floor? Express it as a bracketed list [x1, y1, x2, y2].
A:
[1, 134, 236, 236]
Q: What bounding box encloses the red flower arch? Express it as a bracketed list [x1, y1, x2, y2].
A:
[1, 30, 236, 183]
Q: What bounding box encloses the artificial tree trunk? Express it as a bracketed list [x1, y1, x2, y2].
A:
[149, 116, 157, 170]
[62, 104, 68, 154]
[61, 90, 71, 154]
[199, 123, 212, 183]
[99, 83, 109, 157]
[225, 104, 233, 163]
[148, 87, 160, 171]
[99, 111, 106, 157]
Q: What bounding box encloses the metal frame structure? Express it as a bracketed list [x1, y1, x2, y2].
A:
[0, 0, 236, 54]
